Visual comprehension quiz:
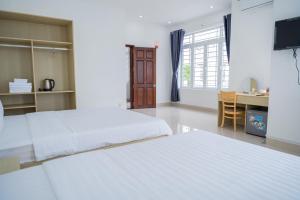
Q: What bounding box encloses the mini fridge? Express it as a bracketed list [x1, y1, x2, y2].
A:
[246, 110, 268, 137]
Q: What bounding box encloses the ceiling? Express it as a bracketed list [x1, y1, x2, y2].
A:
[122, 0, 231, 25]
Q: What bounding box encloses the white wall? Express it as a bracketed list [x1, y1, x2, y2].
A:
[169, 1, 273, 110]
[267, 0, 300, 144]
[169, 11, 230, 109]
[230, 0, 300, 144]
[230, 1, 273, 92]
[0, 0, 171, 108]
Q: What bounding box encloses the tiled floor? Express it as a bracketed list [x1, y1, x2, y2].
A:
[134, 105, 300, 156]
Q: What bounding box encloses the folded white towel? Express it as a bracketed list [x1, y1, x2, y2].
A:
[14, 78, 28, 83]
[9, 83, 32, 93]
[9, 82, 32, 87]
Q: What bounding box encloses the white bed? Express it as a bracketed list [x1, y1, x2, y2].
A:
[0, 115, 34, 163]
[0, 107, 172, 162]
[0, 166, 56, 200]
[1, 130, 300, 200]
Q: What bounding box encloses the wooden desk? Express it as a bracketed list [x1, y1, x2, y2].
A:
[218, 93, 269, 127]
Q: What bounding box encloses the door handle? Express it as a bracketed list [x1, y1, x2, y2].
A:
[153, 84, 156, 87]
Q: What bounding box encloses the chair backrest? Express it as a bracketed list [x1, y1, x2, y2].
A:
[220, 91, 237, 109]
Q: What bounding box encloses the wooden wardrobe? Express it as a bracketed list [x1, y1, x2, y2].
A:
[0, 11, 76, 116]
[127, 45, 156, 109]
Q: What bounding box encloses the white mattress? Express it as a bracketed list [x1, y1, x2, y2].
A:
[0, 115, 31, 150]
[0, 166, 56, 200]
[59, 108, 172, 153]
[0, 107, 172, 162]
[0, 116, 34, 163]
[2, 130, 299, 200]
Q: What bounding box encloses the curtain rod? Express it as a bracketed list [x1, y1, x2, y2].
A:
[0, 43, 70, 51]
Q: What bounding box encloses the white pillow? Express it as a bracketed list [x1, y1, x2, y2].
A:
[0, 100, 3, 132]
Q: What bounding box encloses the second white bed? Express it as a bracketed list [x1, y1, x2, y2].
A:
[0, 107, 172, 162]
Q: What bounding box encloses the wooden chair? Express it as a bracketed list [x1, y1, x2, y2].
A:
[220, 91, 246, 131]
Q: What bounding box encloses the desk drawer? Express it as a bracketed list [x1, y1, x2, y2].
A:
[237, 96, 268, 107]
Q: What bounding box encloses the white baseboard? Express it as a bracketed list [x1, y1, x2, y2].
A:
[157, 102, 172, 107]
[266, 135, 300, 146]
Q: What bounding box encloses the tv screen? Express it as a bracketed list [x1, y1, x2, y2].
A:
[274, 16, 300, 50]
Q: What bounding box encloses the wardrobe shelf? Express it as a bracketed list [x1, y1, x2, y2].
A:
[0, 36, 72, 47]
[36, 90, 75, 94]
[3, 103, 36, 110]
[0, 36, 31, 45]
[0, 91, 75, 96]
[0, 92, 35, 96]
[33, 40, 72, 48]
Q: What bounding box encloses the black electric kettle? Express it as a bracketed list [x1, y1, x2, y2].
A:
[43, 79, 55, 91]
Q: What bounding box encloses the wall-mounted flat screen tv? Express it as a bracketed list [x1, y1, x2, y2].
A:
[274, 16, 300, 50]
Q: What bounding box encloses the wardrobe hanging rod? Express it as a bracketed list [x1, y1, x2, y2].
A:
[34, 46, 70, 51]
[0, 43, 71, 51]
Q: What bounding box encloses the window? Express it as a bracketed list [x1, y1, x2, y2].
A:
[180, 26, 229, 89]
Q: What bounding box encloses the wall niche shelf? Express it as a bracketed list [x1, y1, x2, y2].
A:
[0, 11, 76, 116]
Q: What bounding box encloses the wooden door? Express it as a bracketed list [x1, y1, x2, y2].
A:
[132, 47, 156, 108]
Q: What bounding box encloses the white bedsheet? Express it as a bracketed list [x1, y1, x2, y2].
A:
[26, 108, 172, 161]
[1, 131, 300, 200]
[59, 108, 172, 152]
[0, 166, 56, 200]
[43, 131, 300, 200]
[0, 115, 31, 150]
[0, 115, 34, 163]
[26, 112, 76, 161]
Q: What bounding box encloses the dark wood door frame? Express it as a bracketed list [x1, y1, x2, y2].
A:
[126, 44, 157, 109]
[126, 44, 135, 108]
